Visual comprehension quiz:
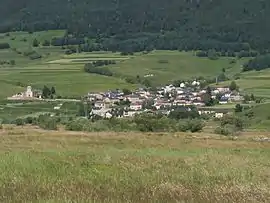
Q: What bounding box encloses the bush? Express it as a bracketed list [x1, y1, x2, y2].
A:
[216, 115, 244, 135]
[157, 59, 169, 64]
[37, 115, 57, 130]
[176, 121, 190, 132]
[25, 116, 35, 124]
[42, 40, 50, 46]
[29, 52, 42, 60]
[14, 118, 24, 126]
[188, 119, 204, 132]
[65, 118, 89, 131]
[133, 113, 173, 132]
[84, 63, 113, 76]
[0, 43, 10, 49]
[32, 38, 39, 47]
[214, 126, 231, 136]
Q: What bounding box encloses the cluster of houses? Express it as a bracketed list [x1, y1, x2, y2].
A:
[7, 81, 244, 119]
[86, 81, 243, 119]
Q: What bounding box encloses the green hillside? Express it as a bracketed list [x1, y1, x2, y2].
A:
[214, 69, 270, 98]
[0, 31, 251, 99]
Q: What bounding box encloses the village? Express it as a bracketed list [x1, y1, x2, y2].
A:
[87, 81, 244, 119]
[7, 80, 245, 119]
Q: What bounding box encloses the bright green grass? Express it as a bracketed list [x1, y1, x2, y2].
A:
[0, 82, 25, 99]
[0, 101, 81, 122]
[0, 31, 136, 99]
[215, 69, 270, 98]
[0, 63, 136, 99]
[107, 51, 247, 84]
[0, 101, 59, 121]
[0, 30, 65, 49]
[242, 102, 270, 130]
[0, 31, 66, 67]
[0, 31, 250, 99]
[0, 129, 269, 202]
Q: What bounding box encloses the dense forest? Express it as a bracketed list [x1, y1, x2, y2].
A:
[1, 0, 270, 52]
[243, 54, 270, 72]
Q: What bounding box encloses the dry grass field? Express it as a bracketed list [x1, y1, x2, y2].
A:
[0, 125, 269, 203]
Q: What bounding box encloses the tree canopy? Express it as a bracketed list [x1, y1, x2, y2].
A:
[2, 0, 270, 52]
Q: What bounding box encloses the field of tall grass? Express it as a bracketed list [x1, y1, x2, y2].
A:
[0, 126, 269, 202]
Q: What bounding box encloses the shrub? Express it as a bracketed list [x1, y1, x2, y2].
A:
[133, 113, 170, 132]
[188, 119, 204, 133]
[37, 115, 57, 130]
[32, 38, 39, 47]
[42, 40, 50, 46]
[65, 118, 89, 131]
[214, 126, 231, 136]
[14, 118, 24, 126]
[0, 43, 10, 49]
[157, 59, 169, 64]
[84, 63, 113, 76]
[217, 115, 244, 135]
[29, 52, 42, 60]
[25, 116, 35, 124]
[176, 121, 190, 132]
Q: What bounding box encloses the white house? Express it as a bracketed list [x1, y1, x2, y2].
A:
[123, 110, 142, 117]
[200, 90, 207, 94]
[198, 110, 215, 115]
[192, 81, 200, 86]
[163, 85, 175, 93]
[215, 112, 224, 118]
[126, 95, 143, 103]
[213, 89, 220, 94]
[180, 83, 186, 88]
[91, 108, 112, 118]
[217, 87, 230, 93]
[130, 102, 143, 111]
[94, 101, 106, 109]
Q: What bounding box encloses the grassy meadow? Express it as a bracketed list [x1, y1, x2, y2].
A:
[0, 30, 251, 99]
[214, 68, 270, 98]
[0, 100, 82, 122]
[107, 51, 246, 84]
[0, 31, 136, 99]
[0, 126, 269, 202]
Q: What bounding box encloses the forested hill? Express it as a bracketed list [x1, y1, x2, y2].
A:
[1, 0, 270, 52]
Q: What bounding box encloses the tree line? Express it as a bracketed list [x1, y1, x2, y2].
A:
[243, 54, 270, 71]
[11, 109, 204, 133]
[84, 63, 113, 76]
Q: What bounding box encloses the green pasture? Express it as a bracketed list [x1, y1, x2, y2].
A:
[107, 51, 247, 84]
[215, 69, 270, 98]
[0, 30, 265, 100]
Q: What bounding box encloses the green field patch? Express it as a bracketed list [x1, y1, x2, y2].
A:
[108, 50, 246, 84]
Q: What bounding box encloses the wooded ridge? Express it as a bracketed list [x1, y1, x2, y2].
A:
[2, 0, 270, 52]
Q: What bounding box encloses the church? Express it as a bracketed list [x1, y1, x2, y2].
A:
[8, 86, 42, 100]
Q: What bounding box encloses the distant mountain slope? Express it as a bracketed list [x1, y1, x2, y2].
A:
[2, 0, 270, 51]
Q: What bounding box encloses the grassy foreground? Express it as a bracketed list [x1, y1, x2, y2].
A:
[0, 126, 269, 202]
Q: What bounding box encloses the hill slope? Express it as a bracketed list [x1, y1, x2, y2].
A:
[2, 0, 270, 51]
